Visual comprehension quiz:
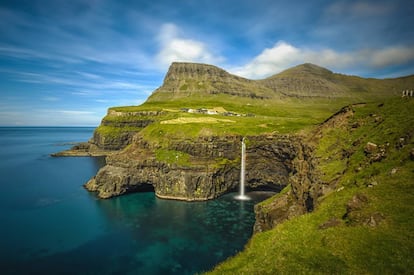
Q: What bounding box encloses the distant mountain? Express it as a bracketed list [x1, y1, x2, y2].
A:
[261, 63, 414, 98]
[259, 63, 348, 98]
[148, 62, 414, 101]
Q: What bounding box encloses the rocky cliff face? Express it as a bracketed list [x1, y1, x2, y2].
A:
[90, 110, 164, 150]
[84, 134, 315, 201]
[53, 110, 164, 156]
[252, 105, 359, 233]
[147, 62, 276, 100]
[253, 141, 319, 232]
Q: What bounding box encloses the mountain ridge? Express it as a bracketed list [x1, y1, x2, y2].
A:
[148, 62, 414, 101]
[148, 62, 276, 101]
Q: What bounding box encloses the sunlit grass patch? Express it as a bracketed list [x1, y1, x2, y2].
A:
[160, 117, 235, 124]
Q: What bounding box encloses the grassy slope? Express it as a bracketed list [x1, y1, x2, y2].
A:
[94, 63, 414, 144]
[102, 96, 359, 143]
[207, 98, 414, 274]
[261, 63, 414, 98]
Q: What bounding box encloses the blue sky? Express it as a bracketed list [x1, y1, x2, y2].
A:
[1, 0, 413, 126]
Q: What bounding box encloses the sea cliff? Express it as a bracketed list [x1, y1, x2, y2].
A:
[84, 134, 317, 202]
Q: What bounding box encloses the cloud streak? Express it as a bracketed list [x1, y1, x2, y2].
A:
[0, 4, 152, 69]
[325, 1, 394, 18]
[230, 41, 414, 79]
[155, 23, 224, 68]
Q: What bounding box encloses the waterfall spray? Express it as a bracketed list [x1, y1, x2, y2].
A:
[235, 137, 250, 200]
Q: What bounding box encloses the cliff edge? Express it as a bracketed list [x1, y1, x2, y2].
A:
[209, 98, 414, 274]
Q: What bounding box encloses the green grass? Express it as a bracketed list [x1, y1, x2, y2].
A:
[257, 184, 292, 210]
[104, 96, 362, 145]
[99, 85, 386, 148]
[155, 149, 191, 166]
[206, 98, 414, 274]
[95, 125, 143, 138]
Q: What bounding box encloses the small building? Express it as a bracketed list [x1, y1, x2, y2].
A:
[207, 110, 218, 115]
[402, 90, 413, 97]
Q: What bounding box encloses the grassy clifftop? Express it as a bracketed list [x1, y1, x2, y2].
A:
[91, 63, 414, 149]
[208, 98, 414, 274]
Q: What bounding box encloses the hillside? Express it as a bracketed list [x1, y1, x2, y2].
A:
[208, 98, 414, 274]
[260, 63, 414, 98]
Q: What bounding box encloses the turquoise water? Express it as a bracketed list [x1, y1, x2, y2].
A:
[0, 127, 273, 274]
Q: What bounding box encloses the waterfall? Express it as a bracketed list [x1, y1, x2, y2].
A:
[236, 137, 250, 200]
[240, 138, 246, 196]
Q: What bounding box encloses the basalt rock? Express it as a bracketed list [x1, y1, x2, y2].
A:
[84, 134, 310, 201]
[342, 194, 385, 227]
[52, 132, 132, 156]
[252, 104, 361, 233]
[52, 110, 162, 156]
[253, 140, 319, 233]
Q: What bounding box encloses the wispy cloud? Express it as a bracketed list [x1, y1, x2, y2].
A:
[155, 23, 224, 68]
[57, 110, 96, 115]
[2, 67, 156, 94]
[230, 41, 414, 79]
[370, 47, 414, 67]
[0, 106, 102, 126]
[33, 109, 104, 126]
[0, 3, 152, 69]
[325, 1, 394, 18]
[42, 96, 60, 102]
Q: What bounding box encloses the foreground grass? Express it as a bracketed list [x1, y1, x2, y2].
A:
[206, 98, 414, 274]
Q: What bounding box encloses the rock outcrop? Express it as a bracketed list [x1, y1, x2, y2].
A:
[84, 134, 314, 201]
[252, 105, 361, 233]
[253, 140, 319, 233]
[52, 110, 164, 156]
[91, 110, 164, 150]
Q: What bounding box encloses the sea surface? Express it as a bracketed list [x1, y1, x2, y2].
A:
[0, 127, 273, 274]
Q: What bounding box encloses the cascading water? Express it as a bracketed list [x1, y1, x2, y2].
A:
[235, 137, 250, 200]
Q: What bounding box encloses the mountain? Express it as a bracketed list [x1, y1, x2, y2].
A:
[260, 63, 348, 97]
[147, 62, 277, 102]
[260, 63, 414, 98]
[146, 62, 414, 102]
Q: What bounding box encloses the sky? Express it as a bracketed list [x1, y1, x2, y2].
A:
[1, 0, 413, 126]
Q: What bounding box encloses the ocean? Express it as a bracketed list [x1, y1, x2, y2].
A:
[0, 127, 272, 274]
